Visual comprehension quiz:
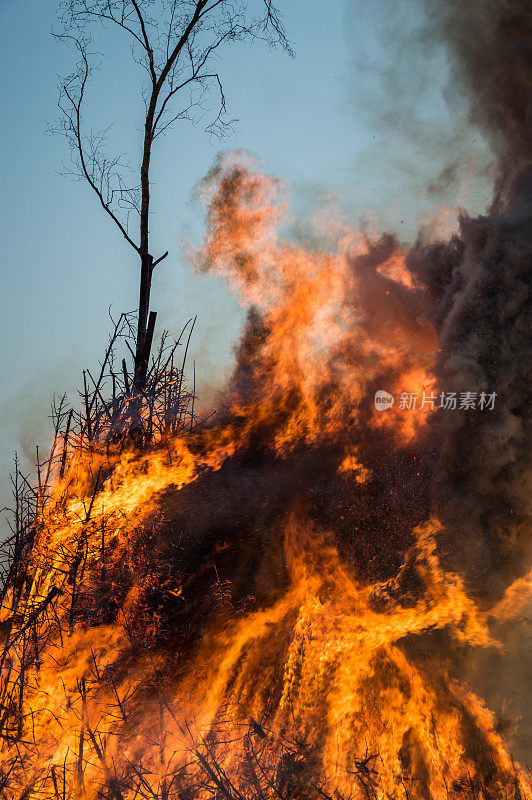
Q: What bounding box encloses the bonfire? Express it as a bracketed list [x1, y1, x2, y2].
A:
[0, 152, 530, 799]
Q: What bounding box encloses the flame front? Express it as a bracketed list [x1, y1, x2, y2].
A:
[0, 155, 529, 799]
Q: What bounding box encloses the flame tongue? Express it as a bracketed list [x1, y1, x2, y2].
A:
[177, 513, 512, 799]
[195, 153, 437, 453]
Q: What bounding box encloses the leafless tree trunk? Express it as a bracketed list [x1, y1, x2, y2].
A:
[52, 0, 292, 390]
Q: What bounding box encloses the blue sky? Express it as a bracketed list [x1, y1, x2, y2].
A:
[0, 0, 493, 510]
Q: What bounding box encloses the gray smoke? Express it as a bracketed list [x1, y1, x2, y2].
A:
[409, 171, 532, 594]
[407, 1, 532, 593]
[424, 0, 532, 198]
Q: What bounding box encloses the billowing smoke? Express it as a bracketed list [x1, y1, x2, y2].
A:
[423, 0, 532, 194]
[410, 173, 532, 594]
[403, 0, 532, 595]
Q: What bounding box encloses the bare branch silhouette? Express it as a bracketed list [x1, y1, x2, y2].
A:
[51, 0, 293, 390]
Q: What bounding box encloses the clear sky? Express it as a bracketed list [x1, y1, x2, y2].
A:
[0, 0, 493, 511]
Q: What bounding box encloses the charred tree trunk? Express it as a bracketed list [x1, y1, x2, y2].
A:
[132, 3, 208, 390]
[134, 253, 154, 389]
[133, 103, 155, 392]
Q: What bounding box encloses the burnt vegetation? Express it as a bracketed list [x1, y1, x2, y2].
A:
[0, 287, 528, 797]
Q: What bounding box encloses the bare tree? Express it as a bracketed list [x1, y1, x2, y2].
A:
[53, 0, 292, 390]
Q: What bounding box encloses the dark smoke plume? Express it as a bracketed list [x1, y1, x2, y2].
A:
[424, 0, 532, 195]
[408, 0, 532, 593]
[411, 173, 532, 593]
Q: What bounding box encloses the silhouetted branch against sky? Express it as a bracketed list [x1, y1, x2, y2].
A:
[51, 0, 293, 253]
[50, 0, 293, 389]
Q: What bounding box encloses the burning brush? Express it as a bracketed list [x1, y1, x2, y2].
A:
[1, 0, 532, 796]
[0, 149, 530, 799]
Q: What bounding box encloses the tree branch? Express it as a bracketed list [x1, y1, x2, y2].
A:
[59, 37, 140, 252]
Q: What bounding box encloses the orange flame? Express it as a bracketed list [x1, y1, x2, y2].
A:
[0, 155, 529, 799]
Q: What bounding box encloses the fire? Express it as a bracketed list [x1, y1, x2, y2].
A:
[195, 153, 437, 454]
[178, 514, 510, 798]
[0, 155, 530, 799]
